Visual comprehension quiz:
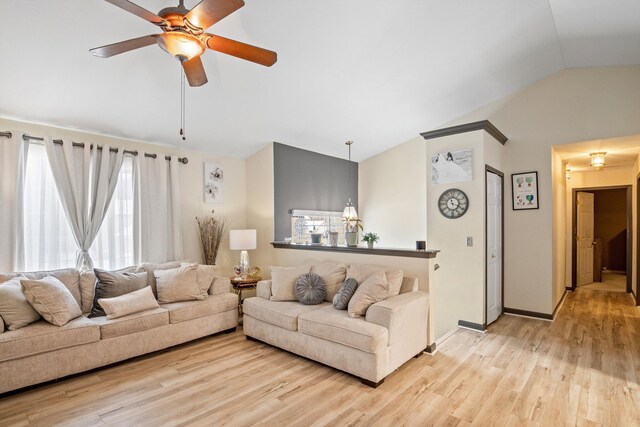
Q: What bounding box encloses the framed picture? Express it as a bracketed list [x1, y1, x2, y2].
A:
[511, 171, 539, 210]
[431, 148, 473, 184]
[204, 162, 224, 203]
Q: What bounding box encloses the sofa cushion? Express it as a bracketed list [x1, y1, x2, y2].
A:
[310, 262, 347, 302]
[91, 308, 169, 339]
[135, 261, 182, 296]
[295, 273, 327, 305]
[180, 262, 219, 297]
[161, 293, 238, 324]
[270, 265, 311, 301]
[243, 297, 329, 331]
[298, 305, 389, 353]
[0, 276, 41, 330]
[99, 286, 160, 320]
[332, 278, 358, 310]
[346, 264, 386, 286]
[21, 276, 83, 326]
[348, 271, 390, 318]
[0, 268, 82, 308]
[154, 264, 202, 304]
[91, 269, 149, 317]
[0, 317, 100, 362]
[386, 269, 404, 297]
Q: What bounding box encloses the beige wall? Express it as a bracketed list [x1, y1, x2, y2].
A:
[634, 157, 640, 298]
[0, 117, 247, 274]
[551, 148, 567, 307]
[448, 66, 640, 315]
[359, 136, 427, 248]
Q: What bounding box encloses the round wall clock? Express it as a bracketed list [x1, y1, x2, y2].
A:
[438, 189, 469, 219]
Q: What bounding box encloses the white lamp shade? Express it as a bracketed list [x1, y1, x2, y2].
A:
[229, 229, 257, 250]
[342, 205, 358, 220]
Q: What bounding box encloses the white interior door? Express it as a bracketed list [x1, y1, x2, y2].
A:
[577, 192, 595, 286]
[486, 171, 502, 325]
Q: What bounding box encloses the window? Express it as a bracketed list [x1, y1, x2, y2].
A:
[23, 144, 135, 271]
[290, 209, 344, 244]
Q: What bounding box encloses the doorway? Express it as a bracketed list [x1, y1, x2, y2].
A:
[485, 166, 504, 326]
[571, 186, 632, 292]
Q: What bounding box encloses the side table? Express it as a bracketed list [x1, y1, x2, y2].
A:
[230, 276, 261, 322]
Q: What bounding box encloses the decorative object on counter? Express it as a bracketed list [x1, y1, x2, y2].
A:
[204, 163, 224, 202]
[511, 171, 539, 210]
[416, 240, 426, 251]
[310, 230, 323, 244]
[327, 231, 339, 247]
[342, 140, 359, 222]
[362, 232, 380, 249]
[246, 266, 262, 280]
[294, 216, 307, 244]
[284, 237, 292, 244]
[229, 229, 257, 279]
[343, 217, 363, 247]
[196, 210, 227, 265]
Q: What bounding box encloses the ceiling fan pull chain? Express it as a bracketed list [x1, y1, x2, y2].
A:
[180, 65, 186, 141]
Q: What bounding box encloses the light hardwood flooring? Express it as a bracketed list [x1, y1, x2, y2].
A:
[579, 272, 627, 293]
[1, 288, 640, 426]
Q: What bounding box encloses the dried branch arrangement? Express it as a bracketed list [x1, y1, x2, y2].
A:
[196, 210, 227, 265]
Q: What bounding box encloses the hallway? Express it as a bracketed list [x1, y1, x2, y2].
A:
[579, 271, 627, 292]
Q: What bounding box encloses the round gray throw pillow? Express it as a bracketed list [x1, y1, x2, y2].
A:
[332, 278, 358, 310]
[295, 273, 327, 305]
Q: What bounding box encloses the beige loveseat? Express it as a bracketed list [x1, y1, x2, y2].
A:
[243, 270, 429, 387]
[0, 265, 238, 394]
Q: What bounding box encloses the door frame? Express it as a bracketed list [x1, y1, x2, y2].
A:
[485, 165, 505, 326]
[571, 185, 632, 292]
[637, 172, 640, 305]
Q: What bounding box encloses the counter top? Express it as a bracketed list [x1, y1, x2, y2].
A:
[271, 242, 439, 259]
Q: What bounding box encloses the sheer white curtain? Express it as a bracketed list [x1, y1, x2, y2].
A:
[23, 143, 135, 271]
[135, 155, 183, 263]
[0, 131, 29, 272]
[44, 138, 124, 269]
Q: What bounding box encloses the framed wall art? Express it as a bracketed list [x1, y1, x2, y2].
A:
[204, 162, 224, 203]
[511, 171, 538, 210]
[431, 148, 473, 184]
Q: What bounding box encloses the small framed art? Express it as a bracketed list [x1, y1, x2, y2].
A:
[511, 171, 538, 210]
[204, 162, 224, 202]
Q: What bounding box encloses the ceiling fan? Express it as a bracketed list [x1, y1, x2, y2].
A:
[89, 0, 277, 87]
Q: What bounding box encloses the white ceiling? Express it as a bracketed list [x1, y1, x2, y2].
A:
[555, 134, 640, 172]
[1, 0, 639, 161]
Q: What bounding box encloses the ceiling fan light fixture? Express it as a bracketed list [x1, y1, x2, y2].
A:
[157, 32, 205, 61]
[590, 152, 606, 169]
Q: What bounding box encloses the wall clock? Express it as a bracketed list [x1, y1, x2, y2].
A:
[438, 188, 469, 219]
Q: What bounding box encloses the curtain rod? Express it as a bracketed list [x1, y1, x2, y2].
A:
[0, 131, 188, 164]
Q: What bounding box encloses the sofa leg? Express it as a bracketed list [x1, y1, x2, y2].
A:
[361, 378, 384, 388]
[414, 349, 425, 358]
[222, 327, 237, 334]
[246, 335, 260, 342]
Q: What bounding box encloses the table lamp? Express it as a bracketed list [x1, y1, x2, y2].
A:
[229, 229, 257, 278]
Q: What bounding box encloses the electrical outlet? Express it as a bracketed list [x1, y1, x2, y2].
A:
[466, 236, 473, 247]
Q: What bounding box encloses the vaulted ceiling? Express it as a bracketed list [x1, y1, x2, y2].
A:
[1, 1, 639, 161]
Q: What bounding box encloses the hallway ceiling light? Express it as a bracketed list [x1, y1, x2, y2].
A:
[590, 152, 606, 169]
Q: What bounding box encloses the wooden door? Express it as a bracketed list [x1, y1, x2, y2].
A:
[577, 192, 595, 286]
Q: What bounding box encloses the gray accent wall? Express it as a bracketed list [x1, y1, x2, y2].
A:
[273, 142, 358, 241]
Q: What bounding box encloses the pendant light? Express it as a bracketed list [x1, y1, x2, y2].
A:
[342, 140, 358, 220]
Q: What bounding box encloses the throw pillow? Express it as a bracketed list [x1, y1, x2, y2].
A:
[270, 265, 311, 301]
[310, 262, 347, 302]
[0, 276, 41, 330]
[180, 262, 219, 297]
[295, 273, 327, 305]
[0, 316, 4, 334]
[346, 264, 386, 287]
[90, 269, 149, 318]
[21, 276, 82, 327]
[154, 264, 202, 304]
[386, 269, 404, 297]
[135, 260, 182, 297]
[98, 286, 160, 320]
[332, 278, 359, 310]
[347, 271, 389, 318]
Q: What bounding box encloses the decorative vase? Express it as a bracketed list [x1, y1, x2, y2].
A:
[310, 233, 323, 244]
[328, 231, 339, 247]
[345, 232, 358, 247]
[367, 241, 374, 249]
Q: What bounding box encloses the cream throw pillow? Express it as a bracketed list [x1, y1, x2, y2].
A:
[180, 262, 219, 298]
[270, 265, 311, 301]
[346, 264, 386, 286]
[98, 287, 160, 319]
[310, 262, 347, 302]
[347, 271, 389, 318]
[154, 264, 203, 303]
[0, 276, 42, 330]
[20, 276, 82, 327]
[386, 269, 404, 297]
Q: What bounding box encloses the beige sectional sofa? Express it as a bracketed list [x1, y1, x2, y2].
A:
[0, 265, 238, 394]
[243, 270, 429, 387]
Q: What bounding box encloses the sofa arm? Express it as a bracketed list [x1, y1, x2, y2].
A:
[256, 280, 272, 300]
[210, 276, 232, 295]
[366, 291, 429, 349]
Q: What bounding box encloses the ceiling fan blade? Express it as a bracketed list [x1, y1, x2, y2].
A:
[90, 35, 158, 58]
[205, 34, 277, 67]
[185, 0, 244, 31]
[104, 0, 166, 26]
[182, 56, 208, 87]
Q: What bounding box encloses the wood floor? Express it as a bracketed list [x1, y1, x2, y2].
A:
[1, 288, 640, 426]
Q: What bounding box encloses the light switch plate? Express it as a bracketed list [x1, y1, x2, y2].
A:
[466, 236, 473, 247]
